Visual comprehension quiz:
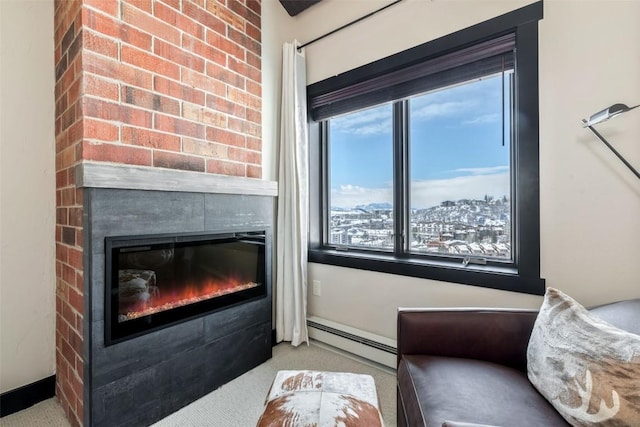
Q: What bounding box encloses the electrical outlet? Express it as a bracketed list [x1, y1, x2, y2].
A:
[312, 280, 321, 296]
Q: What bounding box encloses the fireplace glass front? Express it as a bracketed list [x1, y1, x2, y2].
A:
[105, 231, 267, 345]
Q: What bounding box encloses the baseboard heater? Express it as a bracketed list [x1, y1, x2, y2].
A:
[307, 316, 397, 369]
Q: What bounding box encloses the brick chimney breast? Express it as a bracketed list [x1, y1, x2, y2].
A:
[54, 1, 262, 425]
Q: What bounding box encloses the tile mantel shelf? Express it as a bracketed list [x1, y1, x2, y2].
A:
[76, 162, 278, 197]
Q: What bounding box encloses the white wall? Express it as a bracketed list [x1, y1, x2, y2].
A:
[262, 0, 293, 327]
[276, 0, 640, 339]
[538, 0, 640, 305]
[0, 0, 56, 393]
[261, 0, 292, 183]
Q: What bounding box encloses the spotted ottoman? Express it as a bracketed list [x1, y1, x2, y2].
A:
[256, 370, 384, 426]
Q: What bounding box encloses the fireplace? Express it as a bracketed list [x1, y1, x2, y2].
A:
[105, 230, 267, 345]
[83, 184, 275, 427]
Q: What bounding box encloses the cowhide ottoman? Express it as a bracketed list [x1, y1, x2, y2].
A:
[256, 370, 384, 427]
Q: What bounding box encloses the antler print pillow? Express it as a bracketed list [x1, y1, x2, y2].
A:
[527, 288, 640, 426]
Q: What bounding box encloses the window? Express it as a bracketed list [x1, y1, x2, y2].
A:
[328, 103, 394, 251]
[308, 2, 545, 295]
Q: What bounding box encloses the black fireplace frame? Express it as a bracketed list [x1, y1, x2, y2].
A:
[104, 229, 268, 346]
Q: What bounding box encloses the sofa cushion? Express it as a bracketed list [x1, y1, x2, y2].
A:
[398, 355, 569, 427]
[589, 298, 640, 336]
[527, 288, 640, 426]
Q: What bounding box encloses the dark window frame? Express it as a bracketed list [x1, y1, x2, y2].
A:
[308, 1, 545, 295]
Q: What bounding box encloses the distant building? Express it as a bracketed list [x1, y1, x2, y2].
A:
[331, 195, 511, 258]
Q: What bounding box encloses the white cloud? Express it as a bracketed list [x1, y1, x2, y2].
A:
[330, 184, 393, 209]
[452, 165, 509, 176]
[331, 172, 509, 209]
[330, 74, 505, 136]
[411, 100, 475, 121]
[462, 113, 500, 125]
[352, 118, 392, 136]
[408, 75, 504, 126]
[410, 173, 509, 208]
[332, 106, 392, 136]
[335, 107, 389, 125]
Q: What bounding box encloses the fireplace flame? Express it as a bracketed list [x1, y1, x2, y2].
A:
[118, 278, 259, 322]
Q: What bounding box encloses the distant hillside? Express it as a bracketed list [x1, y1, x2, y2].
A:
[355, 202, 393, 211]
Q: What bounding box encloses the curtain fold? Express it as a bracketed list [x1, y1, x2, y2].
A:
[275, 41, 309, 346]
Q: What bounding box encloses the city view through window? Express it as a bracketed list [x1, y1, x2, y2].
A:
[328, 74, 512, 260]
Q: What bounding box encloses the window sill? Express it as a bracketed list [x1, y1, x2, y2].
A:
[308, 248, 545, 295]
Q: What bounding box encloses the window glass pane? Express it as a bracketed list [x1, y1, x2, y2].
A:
[328, 103, 394, 250]
[408, 74, 512, 260]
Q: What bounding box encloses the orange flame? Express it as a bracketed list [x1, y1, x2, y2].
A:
[119, 278, 259, 322]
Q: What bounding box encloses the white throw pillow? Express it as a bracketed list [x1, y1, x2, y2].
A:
[527, 288, 640, 426]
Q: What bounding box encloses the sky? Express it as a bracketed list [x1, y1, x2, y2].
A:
[329, 74, 512, 209]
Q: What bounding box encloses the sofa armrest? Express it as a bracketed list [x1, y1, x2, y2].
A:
[397, 308, 539, 372]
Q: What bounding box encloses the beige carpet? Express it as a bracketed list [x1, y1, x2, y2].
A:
[1, 342, 397, 426]
[0, 399, 68, 427]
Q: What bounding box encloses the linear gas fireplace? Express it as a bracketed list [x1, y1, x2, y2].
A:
[105, 230, 267, 345]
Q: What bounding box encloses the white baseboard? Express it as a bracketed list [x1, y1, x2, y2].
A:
[306, 316, 397, 369]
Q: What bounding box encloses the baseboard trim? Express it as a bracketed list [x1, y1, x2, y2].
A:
[307, 316, 397, 368]
[0, 375, 56, 418]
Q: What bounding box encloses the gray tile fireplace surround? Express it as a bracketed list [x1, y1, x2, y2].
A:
[79, 163, 277, 427]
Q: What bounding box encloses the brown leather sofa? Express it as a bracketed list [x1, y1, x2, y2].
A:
[396, 298, 640, 427]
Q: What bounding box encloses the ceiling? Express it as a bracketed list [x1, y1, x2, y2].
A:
[278, 0, 323, 16]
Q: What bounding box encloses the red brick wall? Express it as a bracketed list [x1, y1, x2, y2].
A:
[54, 1, 262, 424]
[81, 0, 262, 176]
[54, 0, 84, 425]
